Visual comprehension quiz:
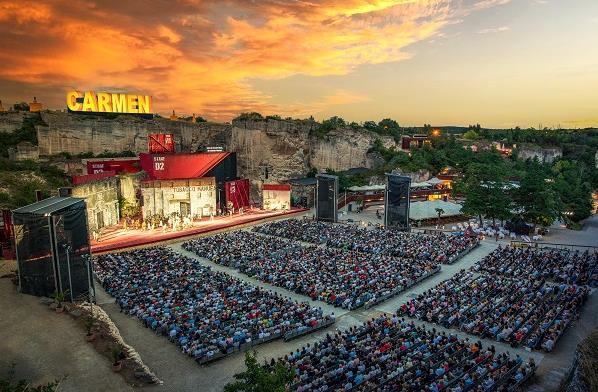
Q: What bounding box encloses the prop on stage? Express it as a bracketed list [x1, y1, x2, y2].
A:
[316, 174, 338, 223]
[263, 184, 291, 211]
[225, 179, 250, 211]
[12, 197, 95, 300]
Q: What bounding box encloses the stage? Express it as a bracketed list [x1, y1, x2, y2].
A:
[90, 208, 308, 254]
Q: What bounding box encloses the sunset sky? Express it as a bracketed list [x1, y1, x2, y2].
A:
[1, 0, 597, 128]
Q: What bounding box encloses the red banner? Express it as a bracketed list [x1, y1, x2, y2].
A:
[86, 159, 140, 174]
[225, 179, 250, 210]
[148, 133, 175, 153]
[263, 183, 291, 191]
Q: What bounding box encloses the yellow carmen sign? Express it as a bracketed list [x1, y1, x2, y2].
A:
[66, 91, 153, 114]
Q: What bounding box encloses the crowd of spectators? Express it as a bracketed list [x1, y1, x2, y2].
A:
[183, 231, 439, 309]
[93, 247, 331, 363]
[272, 314, 535, 391]
[253, 219, 479, 264]
[181, 231, 294, 268]
[398, 270, 589, 351]
[474, 245, 598, 286]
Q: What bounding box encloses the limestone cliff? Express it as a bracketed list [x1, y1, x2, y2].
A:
[229, 118, 397, 181]
[0, 111, 397, 181]
[37, 111, 229, 155]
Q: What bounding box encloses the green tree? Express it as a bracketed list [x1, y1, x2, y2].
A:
[463, 130, 479, 140]
[234, 112, 264, 121]
[515, 160, 559, 228]
[435, 208, 445, 226]
[224, 351, 294, 392]
[456, 163, 512, 227]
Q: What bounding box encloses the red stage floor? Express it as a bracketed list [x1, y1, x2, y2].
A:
[90, 208, 308, 254]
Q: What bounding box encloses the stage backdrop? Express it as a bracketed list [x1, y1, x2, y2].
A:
[141, 177, 216, 218]
[225, 179, 250, 210]
[262, 184, 291, 211]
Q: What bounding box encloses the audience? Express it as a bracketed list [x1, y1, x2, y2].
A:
[184, 231, 439, 309]
[475, 245, 598, 287]
[399, 270, 589, 351]
[254, 219, 479, 264]
[271, 314, 535, 391]
[94, 247, 331, 363]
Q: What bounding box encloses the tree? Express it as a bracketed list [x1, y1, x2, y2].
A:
[515, 160, 559, 228]
[234, 112, 264, 121]
[12, 102, 29, 111]
[378, 118, 400, 133]
[463, 130, 479, 140]
[435, 208, 445, 226]
[224, 351, 294, 392]
[456, 163, 512, 227]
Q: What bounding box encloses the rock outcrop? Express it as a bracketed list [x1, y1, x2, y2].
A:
[0, 111, 398, 181]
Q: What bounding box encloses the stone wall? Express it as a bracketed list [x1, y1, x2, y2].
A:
[72, 176, 120, 232]
[8, 142, 39, 161]
[518, 146, 562, 164]
[0, 111, 30, 133]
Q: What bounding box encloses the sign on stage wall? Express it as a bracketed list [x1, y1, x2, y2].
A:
[139, 152, 231, 181]
[66, 90, 153, 115]
[225, 179, 250, 210]
[86, 159, 141, 175]
[262, 184, 291, 211]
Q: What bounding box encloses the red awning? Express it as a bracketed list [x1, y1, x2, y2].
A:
[139, 152, 230, 180]
[263, 184, 291, 191]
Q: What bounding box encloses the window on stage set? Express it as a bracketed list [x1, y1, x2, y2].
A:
[384, 174, 411, 231]
[316, 175, 338, 223]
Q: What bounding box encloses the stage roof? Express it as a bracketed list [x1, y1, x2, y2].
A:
[13, 196, 86, 216]
[139, 152, 231, 180]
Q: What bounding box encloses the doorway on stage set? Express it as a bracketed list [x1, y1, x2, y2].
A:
[384, 174, 411, 231]
[316, 174, 338, 223]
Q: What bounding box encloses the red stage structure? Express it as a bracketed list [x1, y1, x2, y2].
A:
[225, 179, 250, 210]
[86, 158, 141, 175]
[72, 171, 117, 185]
[148, 133, 175, 154]
[139, 152, 231, 180]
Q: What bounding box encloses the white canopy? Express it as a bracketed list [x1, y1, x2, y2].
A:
[427, 177, 444, 185]
[409, 200, 463, 221]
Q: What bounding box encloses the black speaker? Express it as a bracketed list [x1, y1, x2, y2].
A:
[384, 174, 411, 231]
[316, 175, 338, 223]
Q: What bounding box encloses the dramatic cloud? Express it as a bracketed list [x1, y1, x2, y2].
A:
[0, 0, 512, 120]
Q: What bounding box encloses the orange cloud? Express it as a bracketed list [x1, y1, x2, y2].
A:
[0, 0, 510, 120]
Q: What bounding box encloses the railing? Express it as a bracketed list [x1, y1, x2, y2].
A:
[196, 317, 336, 365]
[510, 241, 598, 252]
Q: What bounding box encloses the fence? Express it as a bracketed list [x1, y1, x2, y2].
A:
[196, 317, 336, 365]
[510, 240, 598, 252]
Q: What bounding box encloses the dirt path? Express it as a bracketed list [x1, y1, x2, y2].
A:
[0, 276, 133, 392]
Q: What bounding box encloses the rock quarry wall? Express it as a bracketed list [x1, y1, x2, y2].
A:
[0, 111, 32, 133]
[37, 111, 230, 156]
[0, 111, 397, 181]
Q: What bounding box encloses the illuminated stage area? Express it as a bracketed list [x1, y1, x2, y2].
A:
[90, 208, 307, 253]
